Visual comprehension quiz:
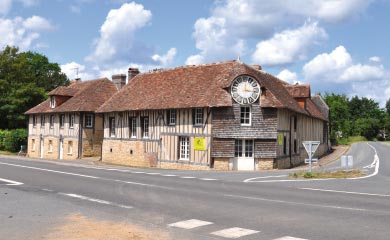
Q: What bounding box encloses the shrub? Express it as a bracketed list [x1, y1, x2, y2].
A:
[0, 129, 27, 152]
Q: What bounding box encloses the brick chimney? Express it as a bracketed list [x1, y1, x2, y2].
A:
[128, 67, 140, 81]
[251, 65, 262, 71]
[112, 74, 127, 90]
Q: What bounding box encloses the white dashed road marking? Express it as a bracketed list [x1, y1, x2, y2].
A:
[180, 176, 196, 179]
[273, 237, 308, 240]
[211, 227, 259, 239]
[200, 178, 218, 181]
[60, 193, 133, 209]
[168, 219, 213, 229]
[0, 177, 23, 186]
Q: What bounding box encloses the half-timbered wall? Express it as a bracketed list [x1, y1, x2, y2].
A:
[102, 108, 212, 167]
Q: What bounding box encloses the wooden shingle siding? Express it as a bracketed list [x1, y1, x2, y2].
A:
[254, 139, 277, 158]
[212, 104, 277, 139]
[211, 138, 234, 158]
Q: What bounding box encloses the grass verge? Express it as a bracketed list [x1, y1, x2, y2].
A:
[0, 150, 17, 155]
[289, 169, 365, 179]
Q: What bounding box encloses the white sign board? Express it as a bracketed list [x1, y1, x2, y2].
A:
[303, 141, 320, 158]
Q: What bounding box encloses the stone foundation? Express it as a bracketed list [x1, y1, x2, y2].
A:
[158, 161, 210, 170]
[102, 139, 151, 167]
[257, 158, 274, 170]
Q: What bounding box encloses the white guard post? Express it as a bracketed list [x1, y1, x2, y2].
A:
[302, 141, 320, 173]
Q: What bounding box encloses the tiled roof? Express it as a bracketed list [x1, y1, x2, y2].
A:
[97, 61, 307, 115]
[305, 98, 328, 121]
[47, 86, 78, 96]
[285, 84, 311, 98]
[25, 78, 117, 114]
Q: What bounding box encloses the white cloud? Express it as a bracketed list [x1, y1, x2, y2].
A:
[303, 46, 352, 82]
[86, 2, 152, 65]
[302, 45, 390, 107]
[340, 64, 384, 82]
[185, 16, 246, 65]
[152, 48, 177, 66]
[0, 16, 53, 50]
[187, 0, 373, 64]
[277, 69, 300, 84]
[252, 22, 327, 66]
[369, 56, 381, 63]
[23, 15, 54, 31]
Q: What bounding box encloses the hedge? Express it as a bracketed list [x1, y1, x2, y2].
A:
[0, 129, 28, 152]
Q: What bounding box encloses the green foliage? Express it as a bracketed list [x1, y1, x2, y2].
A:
[303, 172, 318, 178]
[324, 93, 388, 143]
[0, 45, 69, 129]
[0, 129, 27, 152]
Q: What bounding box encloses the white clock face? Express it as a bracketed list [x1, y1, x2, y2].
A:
[231, 75, 260, 105]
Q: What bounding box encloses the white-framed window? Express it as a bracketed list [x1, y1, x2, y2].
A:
[85, 114, 93, 128]
[68, 141, 73, 154]
[59, 114, 65, 128]
[109, 117, 115, 137]
[40, 115, 45, 128]
[141, 117, 149, 138]
[69, 114, 74, 128]
[235, 139, 253, 157]
[179, 136, 190, 160]
[48, 140, 53, 152]
[129, 117, 137, 138]
[32, 139, 36, 151]
[240, 106, 251, 126]
[50, 96, 55, 108]
[32, 115, 37, 127]
[49, 115, 55, 128]
[194, 108, 203, 126]
[168, 109, 176, 125]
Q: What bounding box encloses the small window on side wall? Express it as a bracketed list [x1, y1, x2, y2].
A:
[32, 115, 37, 127]
[109, 117, 116, 137]
[85, 114, 93, 128]
[168, 109, 176, 125]
[193, 108, 203, 126]
[69, 114, 75, 128]
[59, 114, 65, 128]
[50, 96, 56, 108]
[49, 115, 55, 128]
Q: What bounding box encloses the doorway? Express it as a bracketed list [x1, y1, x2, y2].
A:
[234, 139, 255, 170]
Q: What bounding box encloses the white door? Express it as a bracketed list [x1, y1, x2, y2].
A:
[40, 138, 44, 158]
[234, 139, 255, 170]
[59, 139, 64, 160]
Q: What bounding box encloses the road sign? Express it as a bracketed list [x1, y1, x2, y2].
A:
[302, 141, 320, 157]
[302, 141, 321, 173]
[305, 158, 318, 164]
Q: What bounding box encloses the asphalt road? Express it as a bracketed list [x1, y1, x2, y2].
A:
[1, 142, 389, 240]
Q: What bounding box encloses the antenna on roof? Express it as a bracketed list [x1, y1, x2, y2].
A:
[236, 56, 241, 63]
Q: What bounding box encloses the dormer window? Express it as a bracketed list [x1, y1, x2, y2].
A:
[50, 96, 56, 108]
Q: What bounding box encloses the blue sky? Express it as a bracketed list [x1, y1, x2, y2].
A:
[1, 0, 390, 106]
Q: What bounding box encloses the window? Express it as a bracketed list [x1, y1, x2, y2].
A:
[49, 115, 55, 128]
[69, 114, 74, 128]
[109, 117, 115, 137]
[234, 139, 242, 157]
[40, 115, 45, 128]
[240, 106, 251, 125]
[32, 115, 37, 127]
[50, 96, 55, 108]
[129, 117, 137, 138]
[235, 139, 253, 157]
[141, 117, 149, 138]
[85, 114, 93, 128]
[194, 108, 203, 126]
[32, 139, 36, 151]
[68, 141, 73, 154]
[179, 136, 190, 160]
[168, 109, 176, 125]
[59, 114, 65, 128]
[48, 140, 53, 152]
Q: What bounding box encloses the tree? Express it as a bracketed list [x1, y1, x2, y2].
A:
[323, 93, 351, 142]
[0, 46, 69, 129]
